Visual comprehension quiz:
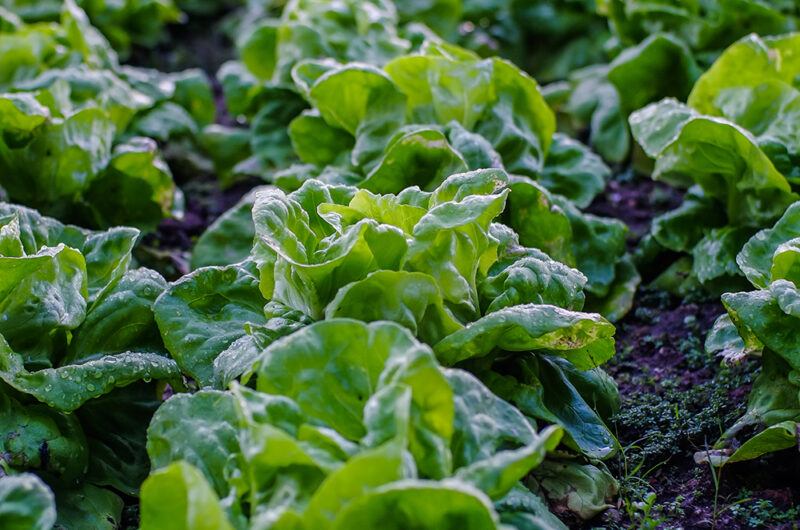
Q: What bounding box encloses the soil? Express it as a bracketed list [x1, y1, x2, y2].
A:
[129, 17, 800, 530]
[588, 175, 682, 244]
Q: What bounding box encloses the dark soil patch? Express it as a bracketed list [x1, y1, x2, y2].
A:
[136, 175, 258, 279]
[129, 11, 235, 76]
[588, 173, 682, 244]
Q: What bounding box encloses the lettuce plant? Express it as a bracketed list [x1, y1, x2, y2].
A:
[209, 0, 424, 186]
[631, 33, 800, 294]
[214, 2, 613, 196]
[702, 201, 800, 464]
[0, 1, 214, 230]
[203, 1, 636, 318]
[153, 171, 621, 521]
[0, 203, 181, 527]
[549, 32, 701, 163]
[224, 24, 608, 206]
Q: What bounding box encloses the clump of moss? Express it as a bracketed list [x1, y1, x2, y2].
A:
[613, 365, 751, 464]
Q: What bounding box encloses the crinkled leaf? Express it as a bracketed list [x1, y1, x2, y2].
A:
[631, 100, 797, 226]
[360, 127, 468, 193]
[564, 66, 628, 163]
[691, 226, 753, 288]
[534, 460, 617, 520]
[147, 390, 241, 498]
[0, 243, 87, 367]
[504, 178, 574, 267]
[405, 189, 508, 321]
[53, 483, 122, 530]
[0, 203, 138, 302]
[255, 320, 454, 477]
[214, 301, 312, 388]
[83, 137, 175, 231]
[771, 238, 800, 285]
[479, 245, 587, 314]
[538, 133, 608, 209]
[253, 181, 407, 319]
[705, 314, 751, 364]
[482, 356, 618, 459]
[0, 392, 88, 483]
[302, 442, 410, 529]
[325, 270, 462, 346]
[433, 304, 615, 370]
[446, 368, 536, 462]
[154, 261, 267, 387]
[722, 289, 800, 371]
[0, 337, 178, 413]
[289, 109, 354, 167]
[447, 369, 562, 499]
[607, 33, 700, 114]
[771, 279, 800, 318]
[66, 268, 166, 364]
[0, 107, 115, 216]
[738, 202, 800, 288]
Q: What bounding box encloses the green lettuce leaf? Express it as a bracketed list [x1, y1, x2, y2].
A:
[630, 99, 797, 226]
[140, 461, 235, 530]
[147, 390, 241, 498]
[738, 202, 800, 288]
[534, 460, 617, 520]
[324, 270, 463, 346]
[53, 483, 123, 530]
[0, 391, 88, 483]
[481, 356, 619, 459]
[153, 261, 267, 387]
[433, 304, 615, 370]
[0, 335, 178, 413]
[254, 319, 454, 478]
[600, 0, 798, 55]
[0, 473, 56, 530]
[332, 479, 502, 529]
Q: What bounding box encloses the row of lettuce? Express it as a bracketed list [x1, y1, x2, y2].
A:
[0, 0, 798, 528]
